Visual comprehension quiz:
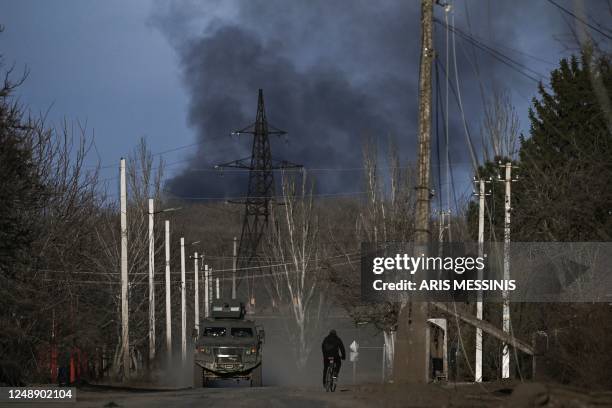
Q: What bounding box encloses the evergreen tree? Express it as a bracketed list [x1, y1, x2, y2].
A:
[467, 51, 611, 242]
[515, 51, 612, 241]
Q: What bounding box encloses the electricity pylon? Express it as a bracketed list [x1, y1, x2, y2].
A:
[216, 89, 301, 300]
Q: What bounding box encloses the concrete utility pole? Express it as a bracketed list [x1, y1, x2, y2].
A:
[164, 220, 172, 365]
[437, 209, 451, 257]
[120, 158, 130, 380]
[395, 0, 434, 384]
[433, 302, 533, 355]
[204, 264, 210, 318]
[438, 211, 446, 251]
[180, 238, 186, 364]
[232, 237, 237, 300]
[148, 198, 155, 366]
[216, 277, 220, 300]
[194, 252, 200, 337]
[475, 179, 487, 382]
[210, 267, 215, 303]
[500, 162, 514, 379]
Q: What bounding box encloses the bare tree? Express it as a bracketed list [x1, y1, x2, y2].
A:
[1, 77, 110, 384]
[325, 136, 417, 381]
[265, 172, 327, 371]
[481, 88, 520, 162]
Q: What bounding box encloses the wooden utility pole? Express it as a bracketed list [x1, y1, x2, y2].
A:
[164, 220, 172, 365]
[180, 237, 186, 364]
[394, 0, 434, 384]
[120, 158, 130, 380]
[194, 252, 200, 337]
[148, 198, 156, 366]
[232, 237, 237, 300]
[414, 0, 434, 247]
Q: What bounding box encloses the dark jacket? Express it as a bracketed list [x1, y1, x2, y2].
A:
[322, 333, 346, 360]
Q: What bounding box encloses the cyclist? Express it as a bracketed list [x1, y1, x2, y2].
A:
[321, 329, 346, 386]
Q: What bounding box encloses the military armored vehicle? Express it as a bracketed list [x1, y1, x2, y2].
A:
[193, 300, 265, 387]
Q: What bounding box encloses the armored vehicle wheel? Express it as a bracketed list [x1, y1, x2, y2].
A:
[250, 364, 263, 387]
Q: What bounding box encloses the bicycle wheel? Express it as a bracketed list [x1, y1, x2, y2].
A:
[329, 364, 337, 392]
[325, 365, 334, 392]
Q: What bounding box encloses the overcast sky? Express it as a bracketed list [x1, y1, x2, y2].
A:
[2, 0, 609, 206]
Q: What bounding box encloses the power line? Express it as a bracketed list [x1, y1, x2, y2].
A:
[434, 18, 549, 86]
[97, 161, 476, 186]
[32, 250, 363, 277]
[37, 256, 362, 285]
[91, 133, 239, 171]
[450, 12, 479, 173]
[175, 162, 475, 173]
[187, 166, 403, 173]
[434, 48, 478, 175]
[98, 158, 194, 183]
[490, 41, 557, 67]
[462, 0, 557, 67]
[545, 0, 612, 40]
[152, 141, 205, 157]
[161, 189, 369, 201]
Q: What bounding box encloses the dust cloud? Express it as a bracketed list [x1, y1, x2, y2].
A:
[208, 309, 385, 388]
[136, 309, 385, 389]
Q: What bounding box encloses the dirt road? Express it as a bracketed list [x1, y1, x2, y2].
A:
[69, 382, 513, 408]
[5, 382, 603, 408]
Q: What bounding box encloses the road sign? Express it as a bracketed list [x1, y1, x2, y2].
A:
[349, 340, 359, 362]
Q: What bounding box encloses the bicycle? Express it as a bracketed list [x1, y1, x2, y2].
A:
[324, 356, 337, 392]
